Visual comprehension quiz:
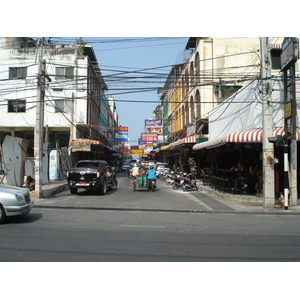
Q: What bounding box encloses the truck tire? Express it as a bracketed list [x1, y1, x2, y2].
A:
[109, 178, 118, 190]
[98, 175, 107, 195]
[70, 187, 78, 194]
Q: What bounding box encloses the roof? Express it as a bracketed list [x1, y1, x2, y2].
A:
[185, 37, 197, 50]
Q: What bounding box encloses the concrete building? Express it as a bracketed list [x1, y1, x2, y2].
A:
[0, 37, 120, 176]
[158, 37, 287, 166]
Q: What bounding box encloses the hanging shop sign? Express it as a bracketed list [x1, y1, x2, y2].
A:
[281, 37, 299, 71]
[115, 132, 128, 141]
[141, 133, 158, 142]
[119, 147, 129, 153]
[145, 120, 162, 128]
[130, 145, 139, 150]
[131, 150, 143, 155]
[114, 127, 128, 132]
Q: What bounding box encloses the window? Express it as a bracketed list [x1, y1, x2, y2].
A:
[55, 100, 65, 113]
[8, 99, 26, 112]
[9, 67, 27, 79]
[271, 48, 282, 70]
[56, 67, 74, 79]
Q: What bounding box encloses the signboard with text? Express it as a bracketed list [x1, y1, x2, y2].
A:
[114, 127, 128, 132]
[281, 37, 299, 70]
[115, 132, 128, 141]
[145, 120, 162, 128]
[141, 133, 158, 142]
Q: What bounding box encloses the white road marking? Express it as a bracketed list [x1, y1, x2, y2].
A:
[120, 225, 166, 228]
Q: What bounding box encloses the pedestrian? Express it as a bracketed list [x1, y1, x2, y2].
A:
[25, 176, 35, 191]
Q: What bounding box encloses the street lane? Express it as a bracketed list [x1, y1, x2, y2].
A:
[1, 173, 300, 262]
[36, 172, 234, 212]
[1, 205, 300, 261]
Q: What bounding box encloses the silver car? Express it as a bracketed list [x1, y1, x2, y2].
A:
[0, 185, 34, 224]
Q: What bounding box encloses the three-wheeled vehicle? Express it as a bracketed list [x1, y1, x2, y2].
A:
[132, 171, 156, 192]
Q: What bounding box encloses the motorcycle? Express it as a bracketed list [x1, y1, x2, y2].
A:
[181, 173, 201, 192]
[148, 178, 156, 192]
[172, 172, 184, 190]
[165, 171, 176, 185]
[157, 170, 167, 181]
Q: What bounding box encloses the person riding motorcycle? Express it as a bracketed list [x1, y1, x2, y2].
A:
[146, 165, 157, 188]
[130, 163, 140, 178]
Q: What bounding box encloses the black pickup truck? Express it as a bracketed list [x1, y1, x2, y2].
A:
[66, 160, 118, 195]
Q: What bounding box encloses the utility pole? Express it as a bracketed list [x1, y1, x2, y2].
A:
[34, 38, 45, 199]
[260, 37, 275, 208]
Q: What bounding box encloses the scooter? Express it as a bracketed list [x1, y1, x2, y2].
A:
[181, 173, 201, 191]
[165, 171, 176, 185]
[148, 178, 156, 191]
[172, 172, 184, 190]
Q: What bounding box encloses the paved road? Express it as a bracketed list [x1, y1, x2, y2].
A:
[35, 172, 235, 212]
[1, 173, 300, 262]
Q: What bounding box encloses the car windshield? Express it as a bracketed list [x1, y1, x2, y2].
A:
[76, 162, 99, 168]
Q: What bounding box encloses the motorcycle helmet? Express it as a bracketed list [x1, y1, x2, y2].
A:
[150, 165, 154, 169]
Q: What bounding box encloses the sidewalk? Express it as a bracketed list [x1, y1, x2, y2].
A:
[30, 180, 69, 200]
[199, 184, 300, 213]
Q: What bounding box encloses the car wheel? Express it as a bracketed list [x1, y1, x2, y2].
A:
[0, 205, 6, 224]
[70, 187, 78, 194]
[98, 176, 107, 195]
[109, 178, 118, 190]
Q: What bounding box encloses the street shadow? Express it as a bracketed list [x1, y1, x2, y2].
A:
[4, 212, 43, 224]
[75, 187, 119, 197]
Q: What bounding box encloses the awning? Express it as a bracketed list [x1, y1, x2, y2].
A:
[169, 138, 184, 149]
[193, 136, 227, 151]
[165, 134, 199, 150]
[193, 127, 300, 151]
[227, 127, 300, 142]
[160, 145, 169, 151]
[184, 134, 198, 143]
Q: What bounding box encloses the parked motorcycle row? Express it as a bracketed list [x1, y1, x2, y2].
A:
[158, 170, 202, 192]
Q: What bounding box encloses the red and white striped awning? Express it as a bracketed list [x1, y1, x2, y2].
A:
[164, 135, 199, 150]
[226, 127, 300, 142]
[193, 127, 300, 151]
[184, 134, 198, 143]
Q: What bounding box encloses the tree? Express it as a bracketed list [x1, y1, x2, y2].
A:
[76, 37, 87, 55]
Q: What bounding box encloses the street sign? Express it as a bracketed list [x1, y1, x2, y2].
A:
[281, 37, 299, 70]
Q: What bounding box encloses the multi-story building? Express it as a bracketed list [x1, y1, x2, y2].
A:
[159, 37, 285, 166]
[0, 37, 119, 174]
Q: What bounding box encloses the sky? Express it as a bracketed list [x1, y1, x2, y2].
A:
[53, 37, 189, 146]
[90, 37, 189, 145]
